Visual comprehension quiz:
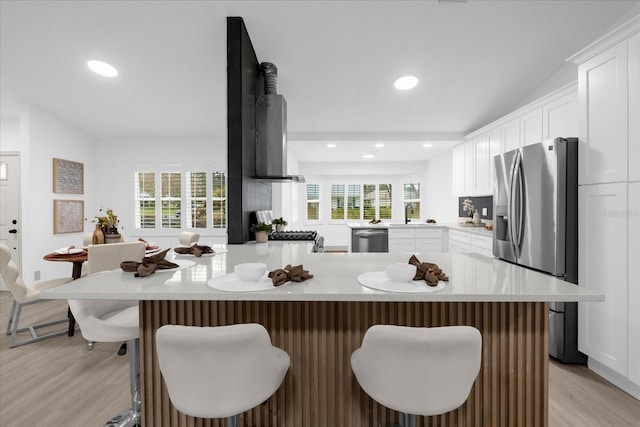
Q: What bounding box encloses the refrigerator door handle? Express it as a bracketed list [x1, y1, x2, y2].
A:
[515, 152, 524, 258]
[508, 150, 520, 258]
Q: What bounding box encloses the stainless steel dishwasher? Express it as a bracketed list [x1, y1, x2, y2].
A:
[351, 228, 389, 252]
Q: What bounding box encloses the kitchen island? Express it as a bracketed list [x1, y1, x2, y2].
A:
[43, 242, 603, 427]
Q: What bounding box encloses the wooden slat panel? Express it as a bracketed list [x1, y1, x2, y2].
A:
[140, 301, 548, 427]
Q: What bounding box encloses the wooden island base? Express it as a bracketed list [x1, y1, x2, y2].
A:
[140, 301, 548, 427]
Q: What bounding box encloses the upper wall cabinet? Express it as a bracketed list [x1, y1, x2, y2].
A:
[543, 90, 578, 140]
[501, 117, 521, 153]
[629, 32, 640, 182]
[577, 41, 629, 185]
[520, 107, 543, 147]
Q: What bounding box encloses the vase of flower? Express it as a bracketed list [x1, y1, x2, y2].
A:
[272, 217, 288, 232]
[251, 222, 273, 243]
[473, 210, 481, 224]
[104, 233, 122, 244]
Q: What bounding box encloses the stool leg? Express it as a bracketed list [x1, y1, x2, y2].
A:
[226, 415, 238, 427]
[104, 339, 140, 427]
[401, 413, 416, 427]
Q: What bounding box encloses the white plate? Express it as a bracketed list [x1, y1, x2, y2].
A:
[207, 273, 287, 292]
[53, 247, 84, 255]
[173, 248, 228, 257]
[357, 271, 445, 293]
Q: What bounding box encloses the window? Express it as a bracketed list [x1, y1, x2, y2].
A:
[306, 184, 320, 220]
[347, 184, 360, 219]
[212, 172, 226, 228]
[403, 183, 420, 219]
[134, 172, 156, 228]
[331, 183, 392, 221]
[379, 184, 392, 220]
[161, 172, 181, 228]
[134, 169, 227, 231]
[331, 184, 344, 219]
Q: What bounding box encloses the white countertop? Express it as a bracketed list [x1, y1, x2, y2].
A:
[42, 242, 604, 303]
[347, 222, 493, 236]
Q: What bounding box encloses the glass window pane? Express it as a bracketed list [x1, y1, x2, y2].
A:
[331, 184, 344, 219]
[403, 183, 420, 219]
[212, 172, 227, 228]
[190, 200, 207, 228]
[379, 184, 392, 220]
[363, 184, 376, 220]
[347, 184, 360, 220]
[307, 201, 319, 220]
[135, 172, 156, 229]
[161, 201, 181, 228]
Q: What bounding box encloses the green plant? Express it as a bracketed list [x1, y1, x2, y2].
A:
[272, 217, 288, 226]
[250, 222, 273, 233]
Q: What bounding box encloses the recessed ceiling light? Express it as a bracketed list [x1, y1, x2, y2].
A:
[327, 143, 336, 148]
[423, 143, 433, 148]
[394, 75, 418, 90]
[88, 60, 118, 77]
[375, 143, 384, 148]
[362, 154, 375, 159]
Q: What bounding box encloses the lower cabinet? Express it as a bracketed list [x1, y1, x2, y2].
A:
[388, 228, 444, 253]
[448, 229, 493, 257]
[578, 183, 628, 375]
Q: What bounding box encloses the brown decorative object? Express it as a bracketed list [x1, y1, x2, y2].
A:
[92, 225, 105, 244]
[53, 158, 84, 194]
[53, 200, 84, 234]
[140, 300, 549, 426]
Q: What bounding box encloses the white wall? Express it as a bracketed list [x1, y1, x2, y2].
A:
[19, 105, 96, 281]
[91, 137, 227, 249]
[422, 149, 458, 224]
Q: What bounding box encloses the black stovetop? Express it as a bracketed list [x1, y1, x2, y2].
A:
[269, 230, 318, 241]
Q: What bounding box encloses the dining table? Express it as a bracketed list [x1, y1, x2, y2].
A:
[43, 248, 87, 336]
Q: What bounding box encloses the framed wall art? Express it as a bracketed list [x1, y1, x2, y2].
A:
[53, 158, 84, 194]
[53, 199, 84, 234]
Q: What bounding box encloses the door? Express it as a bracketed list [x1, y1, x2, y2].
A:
[0, 153, 21, 282]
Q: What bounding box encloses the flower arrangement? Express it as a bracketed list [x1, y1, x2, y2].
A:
[93, 208, 119, 235]
[462, 199, 475, 218]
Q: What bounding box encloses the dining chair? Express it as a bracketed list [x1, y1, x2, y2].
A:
[0, 243, 72, 348]
[67, 298, 140, 427]
[177, 231, 200, 248]
[82, 241, 145, 352]
[351, 325, 482, 426]
[156, 323, 290, 426]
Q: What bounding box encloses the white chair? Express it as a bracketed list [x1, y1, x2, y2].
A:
[351, 325, 482, 427]
[177, 231, 200, 248]
[156, 323, 290, 426]
[86, 241, 145, 276]
[0, 243, 71, 348]
[67, 298, 141, 427]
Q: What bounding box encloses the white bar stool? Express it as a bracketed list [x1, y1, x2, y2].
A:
[68, 298, 141, 427]
[351, 325, 482, 427]
[156, 323, 290, 426]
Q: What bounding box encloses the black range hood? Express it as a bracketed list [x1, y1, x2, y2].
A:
[253, 62, 305, 183]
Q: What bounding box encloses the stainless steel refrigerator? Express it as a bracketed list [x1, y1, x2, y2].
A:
[493, 137, 586, 363]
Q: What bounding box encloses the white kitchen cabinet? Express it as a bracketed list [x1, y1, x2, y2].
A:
[578, 183, 628, 375]
[389, 228, 444, 253]
[501, 117, 521, 153]
[463, 140, 474, 195]
[452, 143, 466, 196]
[473, 134, 490, 195]
[543, 90, 578, 140]
[449, 229, 494, 257]
[520, 107, 543, 147]
[628, 182, 640, 386]
[578, 40, 629, 185]
[448, 229, 472, 253]
[628, 32, 640, 182]
[487, 127, 501, 192]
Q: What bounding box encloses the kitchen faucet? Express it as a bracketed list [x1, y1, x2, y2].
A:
[405, 203, 414, 224]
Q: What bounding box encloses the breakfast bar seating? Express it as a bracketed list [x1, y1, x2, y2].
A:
[42, 244, 604, 427]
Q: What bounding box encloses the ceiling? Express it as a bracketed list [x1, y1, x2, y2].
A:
[1, 1, 638, 163]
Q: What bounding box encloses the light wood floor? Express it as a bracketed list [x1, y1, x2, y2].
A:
[1, 291, 639, 427]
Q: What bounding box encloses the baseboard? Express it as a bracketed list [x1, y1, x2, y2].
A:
[588, 358, 640, 400]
